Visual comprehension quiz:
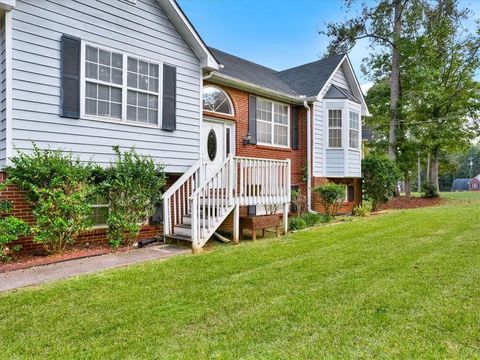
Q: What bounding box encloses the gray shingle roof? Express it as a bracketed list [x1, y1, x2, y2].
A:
[324, 84, 360, 103]
[275, 54, 345, 97]
[208, 47, 297, 96]
[208, 47, 346, 98]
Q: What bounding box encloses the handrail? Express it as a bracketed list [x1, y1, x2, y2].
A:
[189, 154, 232, 201]
[163, 159, 202, 199]
[234, 155, 290, 163]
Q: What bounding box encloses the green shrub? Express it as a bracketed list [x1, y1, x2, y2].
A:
[288, 217, 307, 231]
[352, 203, 371, 217]
[291, 189, 307, 217]
[421, 182, 439, 198]
[6, 145, 96, 254]
[302, 212, 323, 227]
[102, 146, 166, 248]
[362, 154, 402, 211]
[313, 183, 346, 216]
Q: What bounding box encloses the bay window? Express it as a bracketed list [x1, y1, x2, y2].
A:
[256, 98, 289, 147]
[83, 44, 160, 126]
[349, 111, 360, 149]
[328, 109, 342, 148]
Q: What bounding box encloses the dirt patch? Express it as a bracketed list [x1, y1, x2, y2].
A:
[378, 196, 445, 210]
[0, 244, 132, 273]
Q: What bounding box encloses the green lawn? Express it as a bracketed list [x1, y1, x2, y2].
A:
[1, 197, 480, 359]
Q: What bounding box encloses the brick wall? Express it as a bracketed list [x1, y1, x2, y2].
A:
[0, 172, 180, 255]
[311, 176, 362, 214]
[204, 82, 309, 231]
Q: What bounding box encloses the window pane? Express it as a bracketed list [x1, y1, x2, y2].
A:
[148, 110, 158, 124]
[98, 84, 109, 101]
[112, 53, 123, 69]
[98, 101, 109, 116]
[150, 78, 159, 92]
[329, 129, 342, 147]
[148, 95, 158, 110]
[99, 49, 110, 66]
[149, 63, 159, 77]
[86, 62, 98, 80]
[257, 121, 271, 143]
[138, 107, 148, 123]
[99, 65, 110, 82]
[127, 72, 137, 88]
[274, 124, 288, 146]
[127, 90, 137, 105]
[138, 92, 148, 107]
[111, 88, 122, 103]
[111, 103, 122, 119]
[86, 82, 97, 98]
[86, 46, 98, 62]
[86, 99, 96, 115]
[138, 75, 149, 90]
[127, 105, 136, 121]
[139, 60, 148, 75]
[202, 86, 233, 115]
[128, 58, 137, 72]
[111, 68, 122, 85]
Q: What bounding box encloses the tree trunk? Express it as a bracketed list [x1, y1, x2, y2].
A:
[417, 153, 422, 192]
[430, 152, 440, 192]
[388, 0, 402, 161]
[426, 152, 431, 182]
[404, 172, 412, 198]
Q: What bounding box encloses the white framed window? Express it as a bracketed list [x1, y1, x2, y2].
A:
[89, 194, 109, 228]
[328, 109, 342, 148]
[256, 98, 289, 147]
[81, 42, 162, 127]
[202, 86, 234, 115]
[349, 111, 360, 149]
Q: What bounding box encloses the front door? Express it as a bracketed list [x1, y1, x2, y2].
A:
[202, 120, 234, 179]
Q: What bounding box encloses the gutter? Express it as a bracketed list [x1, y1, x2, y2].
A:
[301, 97, 313, 212]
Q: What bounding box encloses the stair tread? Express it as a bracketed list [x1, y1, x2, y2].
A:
[164, 234, 192, 242]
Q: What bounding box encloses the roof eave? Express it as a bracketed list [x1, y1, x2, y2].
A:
[157, 0, 219, 71]
[0, 0, 15, 11]
[210, 73, 313, 104]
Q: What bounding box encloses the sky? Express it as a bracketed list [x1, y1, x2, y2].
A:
[178, 0, 480, 92]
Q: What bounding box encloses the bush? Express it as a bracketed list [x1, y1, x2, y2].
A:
[421, 182, 439, 198]
[291, 189, 307, 217]
[352, 203, 371, 217]
[302, 212, 323, 227]
[288, 217, 307, 231]
[313, 183, 346, 216]
[102, 146, 166, 248]
[6, 145, 96, 254]
[362, 154, 402, 211]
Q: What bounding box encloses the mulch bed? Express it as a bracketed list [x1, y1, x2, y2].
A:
[378, 196, 445, 210]
[0, 244, 131, 273]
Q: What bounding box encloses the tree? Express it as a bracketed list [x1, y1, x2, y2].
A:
[323, 0, 420, 161]
[403, 0, 480, 191]
[362, 154, 401, 211]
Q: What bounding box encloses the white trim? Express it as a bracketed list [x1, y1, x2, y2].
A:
[348, 110, 360, 150]
[316, 55, 347, 101]
[256, 97, 290, 148]
[157, 0, 219, 71]
[4, 10, 12, 166]
[202, 85, 235, 116]
[80, 40, 163, 128]
[327, 108, 342, 149]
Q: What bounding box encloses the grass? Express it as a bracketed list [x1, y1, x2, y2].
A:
[1, 196, 480, 359]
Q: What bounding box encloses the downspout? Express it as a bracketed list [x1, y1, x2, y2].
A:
[302, 98, 312, 212]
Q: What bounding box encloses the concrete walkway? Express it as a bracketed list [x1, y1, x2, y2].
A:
[0, 244, 189, 293]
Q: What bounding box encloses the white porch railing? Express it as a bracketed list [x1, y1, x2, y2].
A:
[163, 155, 291, 251]
[162, 159, 206, 237]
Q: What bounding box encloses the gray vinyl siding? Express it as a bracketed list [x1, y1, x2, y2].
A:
[347, 149, 361, 177]
[329, 65, 350, 90]
[325, 149, 344, 177]
[10, 0, 202, 173]
[313, 101, 324, 176]
[0, 17, 6, 168]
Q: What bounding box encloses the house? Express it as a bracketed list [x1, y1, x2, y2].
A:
[0, 0, 368, 253]
[469, 175, 480, 191]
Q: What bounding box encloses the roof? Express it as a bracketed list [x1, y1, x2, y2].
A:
[451, 178, 470, 191]
[208, 47, 298, 96]
[324, 84, 360, 103]
[275, 54, 346, 97]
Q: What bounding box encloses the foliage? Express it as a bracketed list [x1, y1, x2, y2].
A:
[421, 182, 439, 199]
[313, 183, 346, 216]
[291, 189, 307, 217]
[362, 154, 402, 211]
[288, 217, 307, 231]
[2, 200, 480, 359]
[102, 146, 165, 248]
[264, 203, 279, 216]
[6, 145, 96, 254]
[352, 203, 371, 217]
[302, 212, 322, 227]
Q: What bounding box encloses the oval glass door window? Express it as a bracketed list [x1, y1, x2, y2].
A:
[207, 129, 217, 161]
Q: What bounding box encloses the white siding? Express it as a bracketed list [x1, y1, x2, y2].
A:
[325, 149, 345, 177]
[330, 65, 350, 90]
[347, 149, 361, 177]
[0, 17, 5, 167]
[313, 101, 324, 176]
[11, 0, 202, 173]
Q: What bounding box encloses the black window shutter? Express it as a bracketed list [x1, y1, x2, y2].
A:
[60, 34, 81, 118]
[291, 106, 299, 150]
[347, 185, 355, 202]
[162, 64, 176, 131]
[248, 95, 257, 144]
